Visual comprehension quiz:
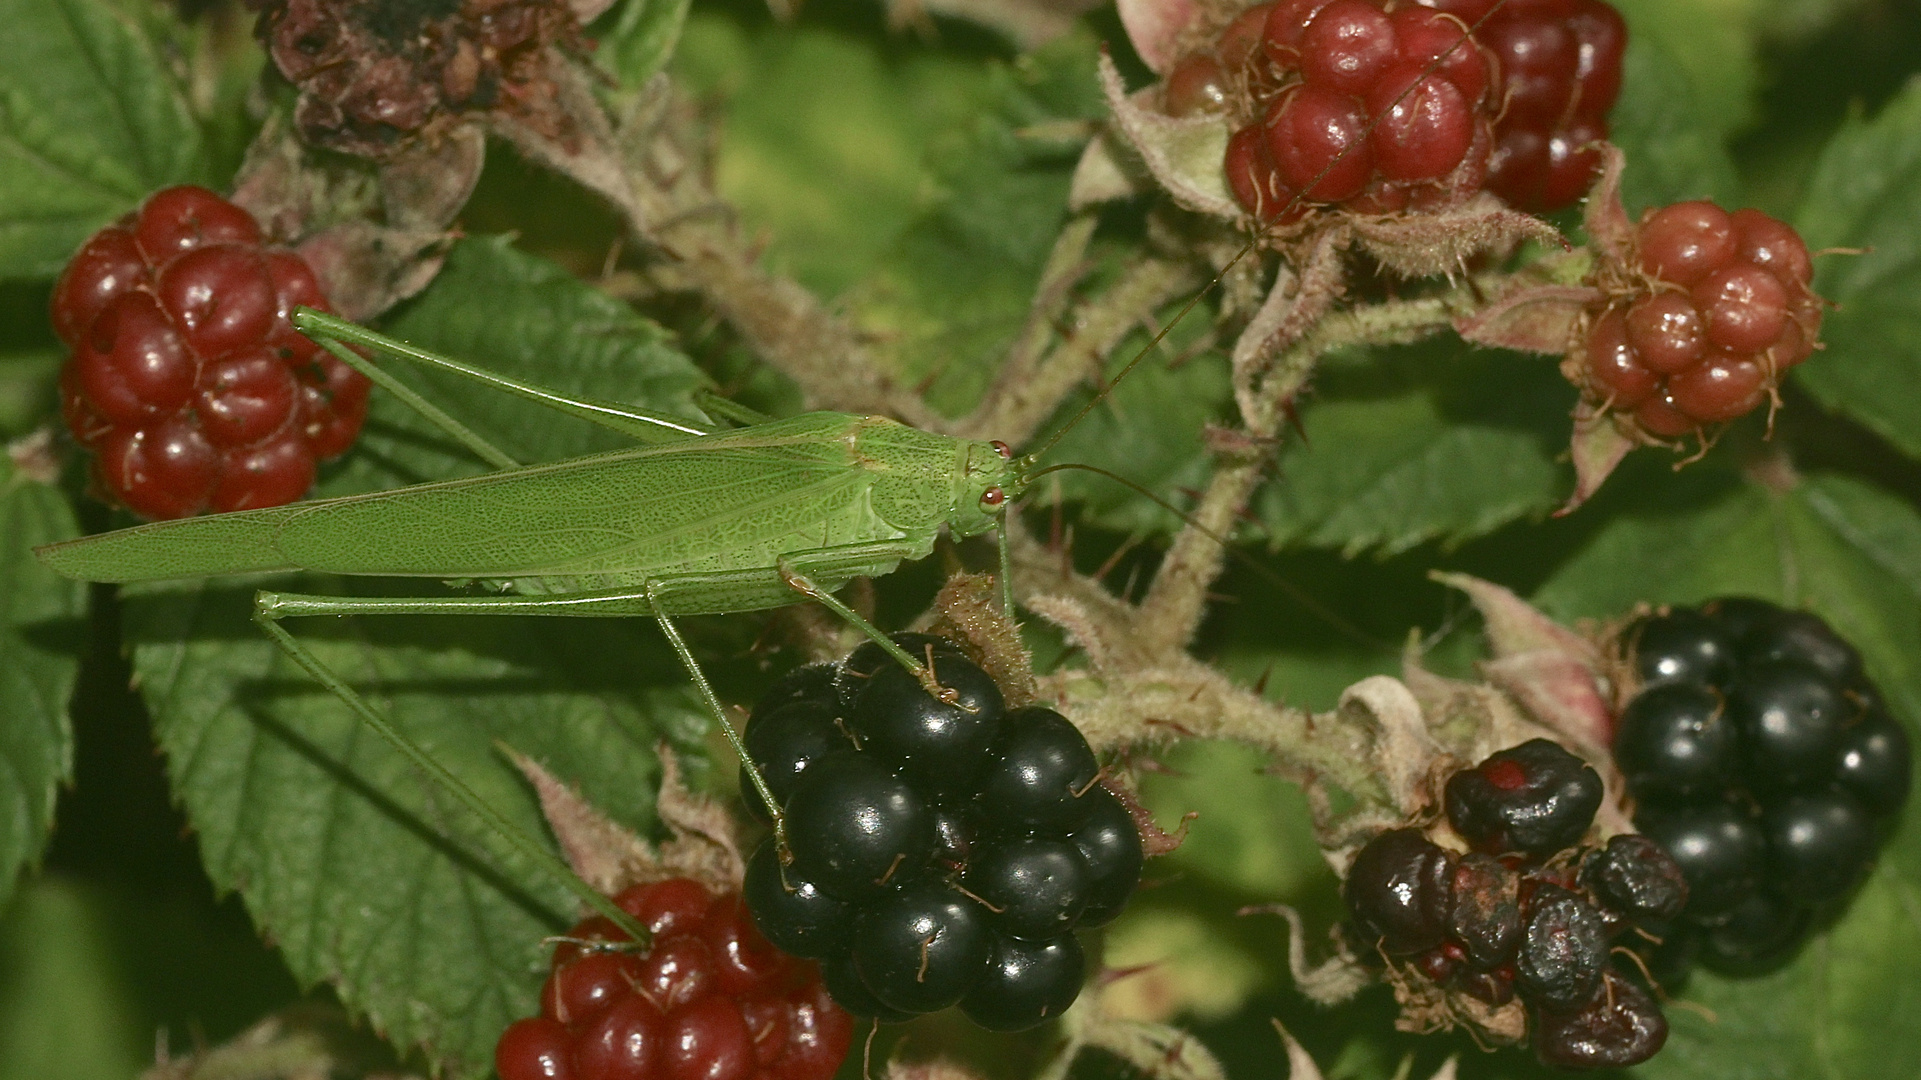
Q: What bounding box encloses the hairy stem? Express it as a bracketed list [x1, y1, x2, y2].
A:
[1136, 294, 1465, 653]
[958, 251, 1204, 445]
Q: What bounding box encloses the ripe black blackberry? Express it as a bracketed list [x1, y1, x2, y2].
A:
[1343, 743, 1682, 1068]
[1614, 597, 1912, 978]
[741, 634, 1142, 1032]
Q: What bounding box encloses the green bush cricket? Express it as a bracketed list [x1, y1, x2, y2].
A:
[36, 307, 1039, 937]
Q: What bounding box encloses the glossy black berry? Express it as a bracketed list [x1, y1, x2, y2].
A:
[1742, 609, 1864, 686]
[1580, 834, 1689, 921]
[748, 662, 840, 729]
[1639, 804, 1765, 918]
[959, 933, 1085, 1032]
[1762, 791, 1877, 902]
[820, 951, 914, 1022]
[741, 698, 853, 822]
[964, 836, 1090, 939]
[852, 654, 1003, 796]
[1614, 683, 1736, 800]
[1728, 661, 1847, 791]
[851, 881, 991, 1013]
[1631, 609, 1736, 688]
[1445, 853, 1521, 970]
[1533, 972, 1669, 1070]
[1444, 739, 1604, 857]
[834, 633, 967, 711]
[1067, 786, 1145, 928]
[975, 707, 1101, 833]
[782, 754, 932, 899]
[743, 840, 854, 959]
[1696, 889, 1810, 976]
[1699, 595, 1782, 646]
[1515, 884, 1609, 1011]
[930, 803, 978, 869]
[1344, 829, 1454, 956]
[1834, 709, 1913, 818]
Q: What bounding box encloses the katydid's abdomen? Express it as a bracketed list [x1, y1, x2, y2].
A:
[36, 412, 1013, 612]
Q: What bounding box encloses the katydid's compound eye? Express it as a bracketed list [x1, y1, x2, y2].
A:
[991, 440, 1012, 460]
[980, 487, 1005, 508]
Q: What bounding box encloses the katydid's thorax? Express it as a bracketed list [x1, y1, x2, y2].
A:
[847, 415, 1018, 540]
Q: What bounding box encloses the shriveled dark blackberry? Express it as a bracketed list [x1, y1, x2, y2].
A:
[1515, 884, 1610, 1011]
[1533, 973, 1669, 1069]
[1344, 828, 1454, 956]
[1580, 835, 1688, 921]
[1444, 739, 1603, 857]
[1445, 853, 1521, 970]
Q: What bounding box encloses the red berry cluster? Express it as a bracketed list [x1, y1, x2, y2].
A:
[1420, 0, 1626, 211]
[51, 186, 371, 520]
[1163, 0, 1498, 221]
[1345, 741, 1684, 1069]
[495, 878, 853, 1080]
[1575, 202, 1822, 439]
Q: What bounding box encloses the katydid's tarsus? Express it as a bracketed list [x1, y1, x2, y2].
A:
[36, 307, 1033, 934]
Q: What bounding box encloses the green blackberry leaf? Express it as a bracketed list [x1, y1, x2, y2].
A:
[0, 451, 83, 909]
[1793, 80, 1921, 461]
[0, 0, 212, 279]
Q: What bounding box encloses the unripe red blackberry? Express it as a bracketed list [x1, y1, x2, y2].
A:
[1425, 0, 1627, 211]
[496, 878, 853, 1080]
[1181, 0, 1498, 222]
[1567, 201, 1824, 441]
[50, 186, 371, 519]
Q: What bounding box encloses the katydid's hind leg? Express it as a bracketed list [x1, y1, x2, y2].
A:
[249, 596, 652, 942]
[292, 308, 715, 449]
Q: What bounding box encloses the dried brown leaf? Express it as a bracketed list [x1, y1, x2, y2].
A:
[1350, 193, 1563, 278]
[1580, 143, 1635, 267]
[508, 744, 744, 901]
[1453, 283, 1596, 353]
[1557, 399, 1638, 515]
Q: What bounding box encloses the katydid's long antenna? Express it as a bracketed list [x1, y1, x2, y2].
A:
[1023, 0, 1516, 467]
[1024, 462, 1391, 650]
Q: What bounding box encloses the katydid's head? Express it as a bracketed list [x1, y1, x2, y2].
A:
[949, 439, 1026, 537]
